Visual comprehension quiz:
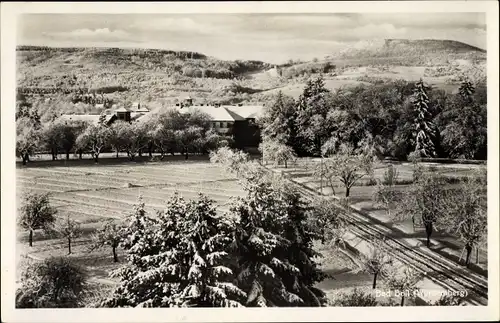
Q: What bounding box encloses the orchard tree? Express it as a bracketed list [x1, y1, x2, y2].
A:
[108, 121, 129, 158]
[52, 215, 82, 255]
[16, 257, 87, 308]
[372, 165, 403, 217]
[395, 172, 449, 247]
[103, 194, 246, 307]
[443, 175, 487, 267]
[89, 220, 125, 263]
[204, 128, 233, 153]
[75, 121, 110, 163]
[175, 126, 204, 160]
[323, 144, 373, 197]
[18, 191, 57, 247]
[149, 122, 177, 159]
[308, 198, 348, 246]
[123, 122, 150, 160]
[386, 265, 423, 306]
[209, 146, 249, 176]
[259, 140, 296, 168]
[332, 289, 378, 307]
[411, 79, 437, 158]
[41, 121, 63, 160]
[362, 237, 393, 289]
[16, 117, 41, 165]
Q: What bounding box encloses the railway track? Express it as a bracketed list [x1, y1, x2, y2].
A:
[267, 167, 488, 305]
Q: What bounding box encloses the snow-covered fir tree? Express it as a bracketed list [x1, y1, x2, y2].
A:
[230, 170, 327, 307]
[102, 194, 245, 307]
[412, 79, 437, 158]
[458, 80, 475, 103]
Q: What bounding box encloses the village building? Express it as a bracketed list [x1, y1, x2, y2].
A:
[58, 99, 264, 148]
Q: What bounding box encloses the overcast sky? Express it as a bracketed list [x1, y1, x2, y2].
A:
[18, 13, 486, 64]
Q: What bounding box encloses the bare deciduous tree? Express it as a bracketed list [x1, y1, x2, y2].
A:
[18, 192, 57, 247]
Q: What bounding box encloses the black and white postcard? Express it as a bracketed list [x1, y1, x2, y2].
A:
[1, 1, 499, 322]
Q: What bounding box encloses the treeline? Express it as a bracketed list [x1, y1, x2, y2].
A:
[259, 76, 487, 161]
[16, 107, 233, 165]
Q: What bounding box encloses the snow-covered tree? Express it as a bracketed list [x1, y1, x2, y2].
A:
[322, 144, 373, 197]
[395, 172, 449, 247]
[229, 172, 327, 307]
[361, 237, 393, 289]
[443, 175, 487, 267]
[259, 140, 296, 168]
[103, 194, 245, 307]
[209, 147, 249, 176]
[16, 256, 86, 308]
[18, 191, 57, 247]
[89, 220, 125, 263]
[411, 79, 437, 157]
[386, 265, 423, 306]
[75, 122, 110, 163]
[52, 215, 82, 255]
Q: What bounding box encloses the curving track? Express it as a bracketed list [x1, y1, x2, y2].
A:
[271, 168, 488, 306]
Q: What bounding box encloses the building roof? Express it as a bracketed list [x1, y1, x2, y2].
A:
[58, 114, 114, 125]
[136, 104, 264, 123]
[114, 107, 129, 113]
[224, 105, 264, 119]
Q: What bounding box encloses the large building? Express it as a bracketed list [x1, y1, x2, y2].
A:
[58, 100, 264, 148]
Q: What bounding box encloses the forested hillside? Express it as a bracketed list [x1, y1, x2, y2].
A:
[16, 39, 486, 122]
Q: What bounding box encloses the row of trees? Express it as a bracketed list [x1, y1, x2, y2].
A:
[16, 107, 233, 164]
[260, 76, 487, 161]
[17, 147, 482, 307]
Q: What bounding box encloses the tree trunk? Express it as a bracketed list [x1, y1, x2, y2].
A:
[94, 154, 99, 163]
[116, 150, 119, 158]
[79, 151, 82, 159]
[138, 149, 142, 157]
[51, 148, 56, 161]
[26, 154, 30, 162]
[68, 238, 72, 254]
[345, 186, 350, 198]
[284, 159, 287, 168]
[148, 143, 153, 158]
[425, 223, 433, 247]
[400, 295, 405, 307]
[465, 244, 472, 267]
[29, 229, 33, 247]
[22, 154, 28, 165]
[476, 246, 480, 265]
[113, 246, 118, 263]
[66, 151, 70, 160]
[185, 151, 189, 160]
[372, 272, 378, 289]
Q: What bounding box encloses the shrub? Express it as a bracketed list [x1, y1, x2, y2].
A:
[16, 257, 87, 308]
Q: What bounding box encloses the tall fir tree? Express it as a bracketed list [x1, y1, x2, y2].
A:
[230, 171, 327, 307]
[458, 80, 475, 103]
[411, 79, 437, 158]
[295, 75, 331, 156]
[260, 91, 299, 152]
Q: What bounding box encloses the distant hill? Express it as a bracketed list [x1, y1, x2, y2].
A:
[16, 39, 486, 109]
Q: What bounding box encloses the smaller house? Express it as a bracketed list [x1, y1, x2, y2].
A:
[114, 107, 131, 122]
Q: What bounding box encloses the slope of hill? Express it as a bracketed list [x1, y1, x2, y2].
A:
[16, 39, 486, 109]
